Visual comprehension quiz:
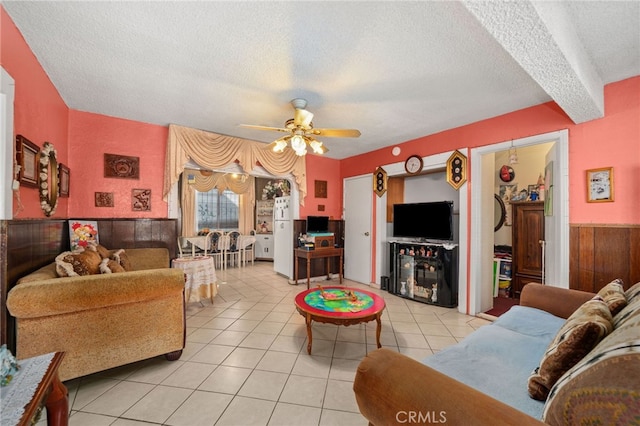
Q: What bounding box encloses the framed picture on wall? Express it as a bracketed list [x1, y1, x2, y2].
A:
[69, 220, 99, 251]
[16, 135, 40, 188]
[59, 163, 70, 197]
[586, 167, 614, 203]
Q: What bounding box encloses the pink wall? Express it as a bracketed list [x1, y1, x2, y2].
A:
[301, 154, 342, 219]
[341, 77, 640, 225]
[569, 79, 640, 223]
[68, 111, 169, 218]
[1, 7, 69, 219]
[5, 7, 638, 225]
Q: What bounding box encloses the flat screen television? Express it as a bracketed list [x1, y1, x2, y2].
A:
[306, 215, 329, 234]
[392, 201, 453, 241]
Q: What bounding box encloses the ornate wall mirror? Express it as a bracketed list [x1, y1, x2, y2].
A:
[39, 142, 59, 216]
[494, 194, 506, 232]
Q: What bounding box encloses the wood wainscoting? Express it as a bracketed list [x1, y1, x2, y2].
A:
[570, 224, 640, 293]
[1, 218, 178, 352]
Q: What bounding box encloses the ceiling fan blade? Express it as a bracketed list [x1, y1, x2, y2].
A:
[240, 124, 290, 133]
[294, 109, 314, 128]
[309, 128, 361, 138]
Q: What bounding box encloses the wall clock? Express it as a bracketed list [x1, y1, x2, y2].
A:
[446, 150, 467, 190]
[404, 155, 423, 175]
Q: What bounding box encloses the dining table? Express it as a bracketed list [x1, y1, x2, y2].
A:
[180, 235, 210, 257]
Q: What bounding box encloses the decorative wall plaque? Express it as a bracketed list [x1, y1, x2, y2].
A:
[314, 180, 327, 198]
[373, 166, 388, 197]
[95, 192, 114, 207]
[104, 153, 140, 179]
[446, 150, 467, 190]
[132, 188, 151, 211]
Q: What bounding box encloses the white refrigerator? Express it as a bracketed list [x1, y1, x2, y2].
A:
[273, 196, 293, 279]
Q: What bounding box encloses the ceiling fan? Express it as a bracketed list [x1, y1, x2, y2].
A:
[240, 98, 361, 156]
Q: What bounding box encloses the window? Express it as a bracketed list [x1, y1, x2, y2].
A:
[196, 189, 239, 231]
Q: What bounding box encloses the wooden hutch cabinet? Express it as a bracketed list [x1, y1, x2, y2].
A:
[511, 201, 544, 297]
[292, 219, 344, 280]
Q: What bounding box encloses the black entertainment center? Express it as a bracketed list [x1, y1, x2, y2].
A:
[388, 241, 458, 308]
[387, 201, 459, 308]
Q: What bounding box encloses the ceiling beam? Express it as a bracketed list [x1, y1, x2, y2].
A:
[463, 0, 604, 124]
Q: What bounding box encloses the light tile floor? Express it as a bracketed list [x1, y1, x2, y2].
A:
[50, 261, 490, 426]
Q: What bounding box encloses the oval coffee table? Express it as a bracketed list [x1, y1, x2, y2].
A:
[294, 286, 386, 354]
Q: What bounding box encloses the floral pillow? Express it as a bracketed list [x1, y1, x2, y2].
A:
[528, 297, 613, 401]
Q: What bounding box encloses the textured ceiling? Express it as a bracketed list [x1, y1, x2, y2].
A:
[4, 1, 639, 159]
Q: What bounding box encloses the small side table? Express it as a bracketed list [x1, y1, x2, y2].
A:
[294, 248, 344, 289]
[0, 351, 68, 426]
[171, 256, 218, 304]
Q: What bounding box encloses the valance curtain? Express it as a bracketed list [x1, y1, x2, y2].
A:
[163, 123, 307, 203]
[181, 169, 255, 236]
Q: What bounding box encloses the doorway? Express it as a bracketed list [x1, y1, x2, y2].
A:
[1, 67, 15, 219]
[469, 130, 570, 315]
[343, 175, 373, 284]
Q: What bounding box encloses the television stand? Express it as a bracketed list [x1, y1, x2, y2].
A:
[388, 241, 458, 307]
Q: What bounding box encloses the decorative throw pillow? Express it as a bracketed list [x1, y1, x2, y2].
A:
[624, 281, 640, 304]
[597, 279, 627, 316]
[528, 297, 613, 401]
[93, 243, 111, 259]
[55, 249, 102, 277]
[110, 249, 132, 271]
[99, 257, 126, 274]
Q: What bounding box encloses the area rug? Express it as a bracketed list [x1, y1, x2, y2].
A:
[484, 297, 519, 317]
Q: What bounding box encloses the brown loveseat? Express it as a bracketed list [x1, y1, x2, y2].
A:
[6, 248, 186, 381]
[354, 283, 640, 425]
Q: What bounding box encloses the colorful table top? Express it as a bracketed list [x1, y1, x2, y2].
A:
[295, 286, 386, 318]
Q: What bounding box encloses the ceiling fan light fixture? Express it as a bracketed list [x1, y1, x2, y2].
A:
[291, 135, 307, 156]
[242, 98, 360, 157]
[272, 139, 288, 153]
[309, 140, 326, 154]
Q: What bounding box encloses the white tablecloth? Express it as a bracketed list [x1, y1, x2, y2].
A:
[180, 235, 210, 257]
[0, 352, 55, 426]
[171, 256, 218, 304]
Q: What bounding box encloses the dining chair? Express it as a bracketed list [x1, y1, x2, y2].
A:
[177, 236, 187, 258]
[225, 230, 241, 268]
[243, 229, 256, 266]
[177, 236, 200, 258]
[208, 231, 224, 269]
